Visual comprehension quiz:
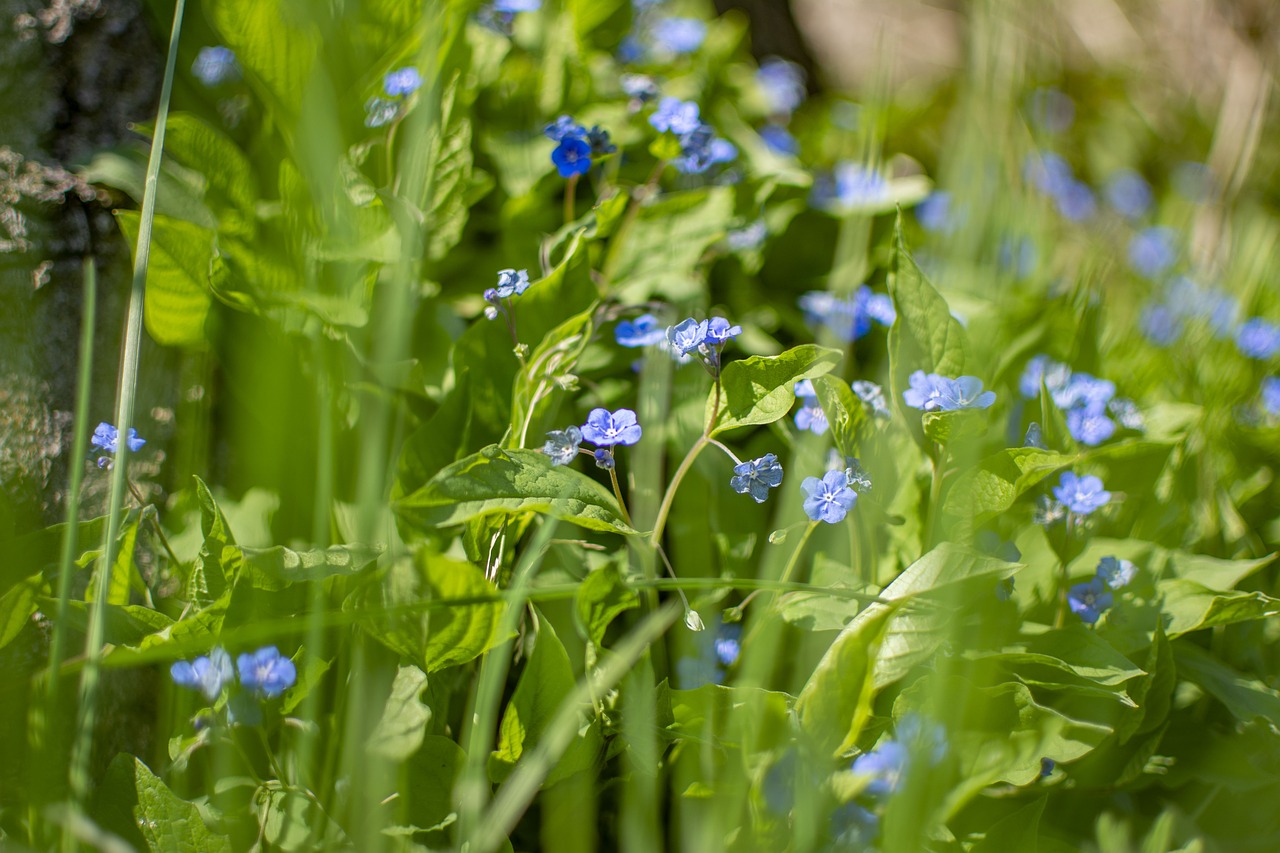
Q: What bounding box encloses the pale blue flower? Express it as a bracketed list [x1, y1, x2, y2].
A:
[494, 268, 531, 298]
[1236, 318, 1280, 359]
[237, 646, 297, 698]
[651, 17, 706, 54]
[581, 408, 642, 446]
[801, 470, 857, 523]
[192, 46, 239, 87]
[171, 647, 233, 701]
[852, 380, 889, 418]
[616, 314, 667, 347]
[542, 426, 582, 466]
[649, 97, 701, 134]
[1096, 556, 1136, 589]
[1129, 227, 1178, 279]
[1105, 169, 1152, 219]
[383, 67, 422, 97]
[756, 57, 806, 116]
[1068, 576, 1112, 624]
[91, 422, 146, 454]
[1263, 377, 1280, 416]
[1052, 472, 1110, 515]
[794, 399, 828, 435]
[667, 318, 708, 354]
[730, 453, 783, 503]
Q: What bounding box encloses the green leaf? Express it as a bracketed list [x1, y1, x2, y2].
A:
[668, 683, 793, 749]
[161, 113, 258, 227]
[426, 76, 478, 261]
[210, 0, 321, 123]
[943, 447, 1075, 525]
[367, 665, 433, 760]
[796, 602, 898, 755]
[93, 754, 232, 852]
[350, 551, 503, 674]
[1174, 642, 1280, 728]
[509, 296, 601, 448]
[489, 614, 602, 785]
[921, 409, 988, 445]
[236, 543, 381, 591]
[115, 211, 215, 347]
[608, 187, 734, 302]
[0, 574, 43, 651]
[84, 516, 139, 606]
[1159, 579, 1280, 638]
[887, 215, 970, 425]
[813, 375, 868, 458]
[395, 445, 635, 536]
[394, 371, 476, 504]
[187, 476, 237, 605]
[970, 797, 1046, 853]
[404, 735, 467, 843]
[708, 344, 843, 436]
[259, 787, 350, 851]
[575, 561, 639, 647]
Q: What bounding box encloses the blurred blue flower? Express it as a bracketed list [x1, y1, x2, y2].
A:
[1066, 406, 1116, 446]
[494, 0, 541, 10]
[1025, 152, 1074, 197]
[759, 125, 799, 156]
[1263, 377, 1280, 417]
[1054, 179, 1096, 221]
[237, 646, 297, 698]
[757, 57, 806, 116]
[1068, 576, 1113, 624]
[620, 73, 659, 106]
[545, 115, 586, 142]
[542, 426, 583, 466]
[616, 314, 667, 347]
[852, 380, 890, 418]
[1105, 169, 1153, 219]
[585, 125, 617, 156]
[916, 191, 953, 233]
[851, 740, 908, 797]
[1096, 556, 1136, 589]
[1024, 422, 1047, 449]
[1027, 87, 1075, 133]
[581, 408, 642, 446]
[1236, 318, 1280, 359]
[794, 399, 828, 435]
[91, 422, 146, 455]
[1108, 398, 1145, 431]
[713, 622, 742, 666]
[903, 371, 995, 411]
[1140, 302, 1182, 346]
[995, 576, 1016, 601]
[798, 287, 892, 341]
[649, 97, 702, 135]
[651, 17, 706, 54]
[365, 97, 400, 128]
[831, 802, 880, 847]
[192, 46, 239, 87]
[1052, 472, 1110, 515]
[1040, 757, 1056, 777]
[976, 530, 1021, 563]
[1128, 226, 1178, 279]
[1034, 494, 1067, 526]
[383, 66, 422, 97]
[842, 457, 873, 493]
[730, 453, 784, 503]
[832, 163, 891, 208]
[801, 470, 857, 523]
[493, 268, 531, 298]
[171, 647, 233, 701]
[727, 220, 767, 251]
[671, 125, 736, 174]
[998, 236, 1037, 279]
[794, 378, 817, 398]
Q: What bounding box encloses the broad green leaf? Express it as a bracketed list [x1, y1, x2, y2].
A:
[707, 344, 843, 436]
[41, 598, 176, 648]
[116, 211, 215, 347]
[489, 614, 602, 785]
[887, 215, 970, 425]
[921, 409, 988, 445]
[426, 75, 478, 261]
[608, 187, 734, 302]
[395, 446, 635, 536]
[1174, 642, 1280, 728]
[0, 574, 43, 651]
[796, 602, 898, 755]
[161, 113, 258, 227]
[394, 371, 475, 503]
[259, 787, 349, 851]
[1159, 579, 1280, 638]
[210, 0, 321, 123]
[575, 561, 639, 647]
[236, 543, 381, 591]
[970, 797, 1046, 853]
[351, 551, 503, 674]
[404, 735, 467, 843]
[813, 375, 868, 458]
[2, 512, 125, 595]
[975, 627, 1146, 688]
[81, 148, 216, 228]
[93, 754, 232, 852]
[668, 683, 793, 750]
[368, 665, 433, 760]
[1162, 550, 1275, 590]
[943, 447, 1075, 525]
[187, 475, 236, 605]
[84, 516, 138, 606]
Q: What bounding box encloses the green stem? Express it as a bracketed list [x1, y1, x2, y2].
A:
[68, 0, 186, 807]
[648, 436, 708, 548]
[728, 521, 819, 622]
[564, 173, 578, 225]
[924, 442, 944, 549]
[607, 458, 634, 528]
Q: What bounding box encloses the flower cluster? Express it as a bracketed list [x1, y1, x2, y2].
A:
[1070, 555, 1141, 622]
[543, 408, 642, 469]
[903, 371, 996, 412]
[1139, 276, 1237, 346]
[837, 716, 947, 844]
[545, 115, 615, 179]
[665, 315, 741, 375]
[674, 619, 741, 688]
[648, 98, 736, 175]
[91, 421, 146, 469]
[1019, 355, 1141, 445]
[483, 268, 534, 332]
[797, 286, 895, 342]
[172, 646, 298, 703]
[365, 66, 422, 128]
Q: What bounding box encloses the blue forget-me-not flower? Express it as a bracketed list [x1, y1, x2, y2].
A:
[730, 453, 784, 503]
[801, 470, 858, 524]
[1053, 472, 1110, 515]
[650, 17, 706, 54]
[1236, 318, 1280, 359]
[542, 426, 583, 466]
[581, 408, 642, 447]
[1096, 555, 1136, 589]
[92, 422, 147, 455]
[171, 647, 234, 701]
[1068, 576, 1113, 624]
[1262, 377, 1280, 417]
[237, 646, 298, 698]
[756, 57, 806, 117]
[1105, 169, 1153, 219]
[1128, 226, 1178, 279]
[615, 314, 667, 347]
[383, 67, 422, 97]
[902, 371, 996, 411]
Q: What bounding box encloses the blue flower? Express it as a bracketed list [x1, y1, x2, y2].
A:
[713, 622, 741, 666]
[91, 422, 146, 454]
[999, 236, 1037, 279]
[1236, 318, 1280, 359]
[593, 448, 616, 470]
[801, 470, 857, 524]
[649, 97, 702, 135]
[616, 314, 667, 347]
[1105, 169, 1153, 219]
[759, 125, 798, 156]
[671, 125, 736, 174]
[1129, 227, 1178, 279]
[1025, 152, 1074, 196]
[1066, 406, 1116, 447]
[794, 399, 828, 435]
[831, 163, 891, 208]
[544, 115, 586, 142]
[1140, 303, 1182, 346]
[843, 458, 873, 493]
[1055, 179, 1096, 221]
[852, 380, 890, 418]
[192, 46, 239, 87]
[1263, 377, 1280, 416]
[830, 802, 880, 847]
[383, 66, 422, 97]
[1040, 757, 1056, 777]
[794, 379, 817, 398]
[494, 0, 541, 10]
[727, 220, 767, 251]
[730, 453, 784, 503]
[237, 646, 297, 698]
[1108, 398, 1144, 431]
[667, 318, 708, 354]
[1068, 576, 1113, 624]
[1052, 472, 1110, 515]
[551, 136, 592, 178]
[542, 426, 583, 466]
[797, 287, 892, 341]
[620, 73, 659, 105]
[171, 647, 234, 701]
[704, 316, 743, 345]
[916, 191, 953, 233]
[581, 408, 642, 446]
[365, 96, 400, 128]
[651, 17, 706, 54]
[1096, 556, 1136, 589]
[1027, 88, 1075, 133]
[1024, 422, 1047, 449]
[903, 372, 996, 411]
[865, 292, 896, 326]
[995, 577, 1016, 601]
[756, 57, 806, 115]
[493, 268, 531, 298]
[851, 740, 908, 797]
